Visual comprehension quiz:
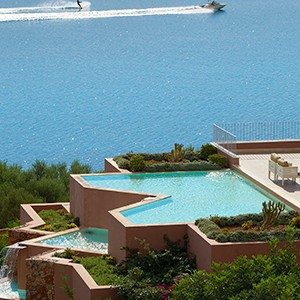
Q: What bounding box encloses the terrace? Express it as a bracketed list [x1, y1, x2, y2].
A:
[2, 121, 300, 300]
[238, 153, 300, 209]
[213, 121, 300, 209]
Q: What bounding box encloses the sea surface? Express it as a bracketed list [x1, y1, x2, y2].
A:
[1, 0, 299, 170]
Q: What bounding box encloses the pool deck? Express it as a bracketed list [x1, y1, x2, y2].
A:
[237, 153, 300, 210]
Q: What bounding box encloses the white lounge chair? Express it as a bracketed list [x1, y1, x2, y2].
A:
[268, 159, 278, 180]
[268, 153, 281, 180]
[277, 164, 299, 185]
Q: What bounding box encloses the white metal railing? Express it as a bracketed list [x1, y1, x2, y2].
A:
[212, 121, 300, 154]
[213, 124, 237, 154]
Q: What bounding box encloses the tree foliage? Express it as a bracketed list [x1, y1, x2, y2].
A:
[0, 160, 92, 228]
[172, 227, 300, 299]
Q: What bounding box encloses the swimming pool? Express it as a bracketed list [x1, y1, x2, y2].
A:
[82, 171, 289, 224]
[37, 228, 108, 253]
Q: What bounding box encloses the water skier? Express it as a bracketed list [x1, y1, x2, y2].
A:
[77, 0, 82, 9]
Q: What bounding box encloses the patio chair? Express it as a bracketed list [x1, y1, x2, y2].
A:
[268, 153, 281, 180]
[276, 159, 299, 186]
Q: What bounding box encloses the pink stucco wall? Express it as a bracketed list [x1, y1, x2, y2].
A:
[236, 140, 300, 154]
[70, 174, 156, 228]
[108, 209, 188, 262]
[187, 223, 300, 271]
[54, 259, 118, 300]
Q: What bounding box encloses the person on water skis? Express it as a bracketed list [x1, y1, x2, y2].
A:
[77, 0, 82, 9]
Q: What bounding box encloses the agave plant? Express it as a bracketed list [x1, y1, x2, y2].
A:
[260, 201, 285, 231]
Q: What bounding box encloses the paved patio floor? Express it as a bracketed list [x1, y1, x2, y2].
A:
[236, 153, 300, 210]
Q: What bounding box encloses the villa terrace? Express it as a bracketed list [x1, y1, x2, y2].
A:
[3, 120, 300, 300]
[213, 121, 300, 210]
[238, 153, 300, 210]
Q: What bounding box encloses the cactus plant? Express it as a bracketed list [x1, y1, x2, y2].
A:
[260, 201, 285, 231]
[169, 143, 184, 162]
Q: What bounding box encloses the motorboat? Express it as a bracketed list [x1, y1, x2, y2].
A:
[201, 1, 226, 10]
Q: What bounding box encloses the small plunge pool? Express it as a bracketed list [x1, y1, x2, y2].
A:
[0, 279, 26, 300]
[37, 228, 108, 253]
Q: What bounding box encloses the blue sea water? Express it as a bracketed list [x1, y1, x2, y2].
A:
[1, 0, 300, 170]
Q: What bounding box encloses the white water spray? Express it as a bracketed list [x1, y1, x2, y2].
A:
[0, 4, 211, 22]
[0, 244, 22, 299]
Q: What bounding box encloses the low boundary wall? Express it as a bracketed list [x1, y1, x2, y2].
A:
[70, 174, 157, 228]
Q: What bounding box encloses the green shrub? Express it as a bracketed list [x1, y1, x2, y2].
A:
[7, 219, 21, 228]
[144, 161, 220, 172]
[137, 153, 166, 162]
[117, 235, 195, 286]
[38, 209, 79, 232]
[248, 274, 300, 300]
[199, 144, 218, 160]
[169, 271, 208, 300]
[195, 212, 300, 243]
[195, 219, 221, 236]
[113, 144, 222, 172]
[53, 248, 77, 259]
[172, 228, 300, 299]
[0, 232, 8, 253]
[209, 213, 263, 228]
[279, 210, 300, 225]
[113, 156, 130, 170]
[115, 267, 162, 300]
[129, 155, 146, 172]
[241, 220, 255, 230]
[208, 154, 228, 168]
[183, 146, 202, 162]
[74, 255, 119, 286]
[290, 216, 300, 228]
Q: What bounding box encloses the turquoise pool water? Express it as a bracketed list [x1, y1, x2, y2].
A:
[37, 228, 108, 253]
[0, 280, 25, 299]
[83, 171, 289, 224]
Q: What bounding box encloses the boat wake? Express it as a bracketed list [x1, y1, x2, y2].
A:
[0, 5, 211, 22]
[0, 1, 91, 14]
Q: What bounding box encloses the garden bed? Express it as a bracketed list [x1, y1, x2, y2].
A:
[195, 207, 300, 243]
[113, 143, 228, 172]
[37, 209, 79, 232]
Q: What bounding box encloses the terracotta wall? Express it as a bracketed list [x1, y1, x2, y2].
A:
[54, 260, 118, 300]
[187, 225, 214, 270]
[104, 158, 123, 173]
[70, 175, 154, 228]
[108, 211, 188, 263]
[20, 203, 69, 227]
[187, 223, 300, 271]
[107, 212, 128, 262]
[213, 140, 300, 167]
[108, 213, 300, 272]
[236, 140, 300, 154]
[23, 252, 118, 300]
